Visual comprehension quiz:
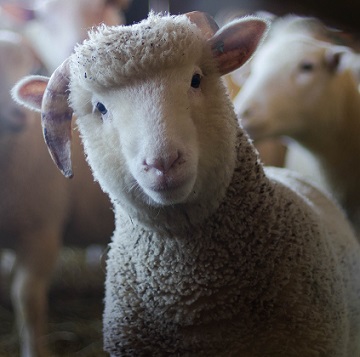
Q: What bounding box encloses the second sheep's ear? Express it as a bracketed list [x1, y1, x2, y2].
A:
[324, 46, 356, 74]
[209, 17, 269, 75]
[12, 76, 49, 112]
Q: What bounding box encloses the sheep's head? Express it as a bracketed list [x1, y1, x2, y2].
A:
[12, 12, 267, 211]
[234, 33, 360, 143]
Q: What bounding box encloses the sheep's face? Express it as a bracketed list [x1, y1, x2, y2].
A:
[74, 62, 235, 208]
[11, 12, 268, 217]
[69, 13, 246, 209]
[75, 68, 199, 206]
[234, 36, 356, 142]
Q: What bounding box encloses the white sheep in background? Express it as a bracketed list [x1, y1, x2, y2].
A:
[12, 11, 360, 356]
[233, 15, 360, 238]
[0, 30, 114, 357]
[23, 0, 132, 73]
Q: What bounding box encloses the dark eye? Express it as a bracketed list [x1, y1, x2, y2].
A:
[96, 102, 108, 115]
[299, 61, 315, 71]
[191, 73, 201, 88]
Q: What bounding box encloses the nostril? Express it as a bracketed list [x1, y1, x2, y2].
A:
[144, 151, 181, 173]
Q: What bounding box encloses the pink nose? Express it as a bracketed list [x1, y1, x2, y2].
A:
[144, 151, 181, 174]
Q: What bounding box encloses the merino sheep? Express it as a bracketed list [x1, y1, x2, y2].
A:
[12, 12, 360, 356]
[233, 15, 360, 238]
[0, 31, 114, 357]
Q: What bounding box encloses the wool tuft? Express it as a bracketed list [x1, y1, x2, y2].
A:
[71, 12, 203, 90]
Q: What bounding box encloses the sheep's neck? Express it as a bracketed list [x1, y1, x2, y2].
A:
[296, 86, 360, 233]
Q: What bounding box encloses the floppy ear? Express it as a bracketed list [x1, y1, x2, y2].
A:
[12, 59, 74, 178]
[12, 76, 49, 112]
[209, 17, 268, 75]
[40, 59, 73, 178]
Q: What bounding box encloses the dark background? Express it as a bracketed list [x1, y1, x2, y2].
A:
[126, 0, 360, 33]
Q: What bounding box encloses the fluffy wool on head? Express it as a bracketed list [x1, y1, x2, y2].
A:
[70, 12, 204, 90]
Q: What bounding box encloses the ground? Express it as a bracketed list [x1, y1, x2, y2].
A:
[0, 247, 108, 357]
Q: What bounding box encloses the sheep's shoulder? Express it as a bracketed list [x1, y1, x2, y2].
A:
[265, 166, 360, 297]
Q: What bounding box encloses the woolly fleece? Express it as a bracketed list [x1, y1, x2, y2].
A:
[59, 12, 360, 356]
[102, 128, 360, 356]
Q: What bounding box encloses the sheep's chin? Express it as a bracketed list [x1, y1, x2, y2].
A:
[141, 178, 196, 206]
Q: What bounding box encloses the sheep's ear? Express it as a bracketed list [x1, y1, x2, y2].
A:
[12, 59, 74, 178]
[324, 46, 358, 75]
[11, 75, 49, 112]
[41, 58, 73, 178]
[325, 49, 344, 72]
[209, 17, 268, 75]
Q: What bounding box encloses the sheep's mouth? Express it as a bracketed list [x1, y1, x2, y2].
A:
[143, 175, 196, 206]
[150, 178, 186, 193]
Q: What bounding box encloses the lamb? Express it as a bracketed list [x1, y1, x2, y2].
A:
[0, 30, 114, 357]
[12, 11, 360, 356]
[233, 15, 360, 237]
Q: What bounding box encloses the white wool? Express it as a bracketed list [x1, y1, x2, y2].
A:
[67, 13, 360, 356]
[11, 12, 360, 356]
[70, 12, 205, 91]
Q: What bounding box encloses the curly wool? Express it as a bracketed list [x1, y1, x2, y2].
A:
[12, 11, 360, 357]
[70, 12, 203, 90]
[103, 131, 360, 356]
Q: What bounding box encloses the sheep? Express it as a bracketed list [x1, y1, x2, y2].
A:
[12, 11, 360, 356]
[233, 15, 360, 238]
[0, 30, 114, 357]
[23, 0, 132, 73]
